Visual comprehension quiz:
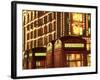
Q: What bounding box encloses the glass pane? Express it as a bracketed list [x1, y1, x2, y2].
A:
[69, 54, 75, 60]
[36, 61, 40, 67]
[76, 61, 81, 67]
[76, 54, 81, 60]
[69, 62, 76, 67]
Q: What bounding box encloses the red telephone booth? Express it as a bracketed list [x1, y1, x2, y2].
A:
[54, 39, 66, 67]
[27, 50, 35, 69]
[32, 47, 46, 69]
[46, 41, 55, 68]
[53, 36, 88, 68]
[61, 36, 87, 67]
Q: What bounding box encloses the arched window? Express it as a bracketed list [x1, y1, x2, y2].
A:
[47, 42, 53, 52]
[54, 39, 62, 49]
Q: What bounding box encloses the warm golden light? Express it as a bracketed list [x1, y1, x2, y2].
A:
[36, 61, 40, 66]
[54, 40, 62, 49]
[24, 55, 27, 58]
[77, 61, 81, 67]
[35, 53, 46, 56]
[64, 43, 84, 48]
[73, 13, 82, 22]
[29, 53, 32, 57]
[47, 43, 53, 52]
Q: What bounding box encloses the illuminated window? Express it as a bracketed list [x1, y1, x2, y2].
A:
[66, 54, 83, 67]
[87, 54, 91, 66]
[69, 54, 75, 60]
[72, 23, 83, 35]
[76, 54, 81, 60]
[71, 13, 86, 36]
[47, 42, 53, 52]
[36, 61, 41, 67]
[73, 13, 82, 22]
[76, 61, 81, 67]
[64, 43, 84, 48]
[24, 55, 27, 58]
[35, 53, 46, 56]
[29, 53, 32, 57]
[54, 39, 62, 49]
[68, 54, 81, 61]
[86, 43, 91, 51]
[88, 14, 91, 36]
[69, 62, 76, 67]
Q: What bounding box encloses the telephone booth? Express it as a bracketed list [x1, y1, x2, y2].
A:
[32, 47, 46, 69]
[53, 36, 87, 68]
[60, 36, 87, 67]
[46, 41, 55, 68]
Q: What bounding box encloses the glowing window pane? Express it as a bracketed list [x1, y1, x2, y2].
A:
[76, 61, 81, 67]
[36, 61, 40, 66]
[69, 54, 75, 60]
[69, 62, 76, 67]
[47, 43, 52, 52]
[64, 43, 84, 48]
[87, 44, 90, 50]
[76, 54, 81, 60]
[87, 54, 91, 66]
[73, 24, 80, 35]
[54, 40, 62, 49]
[73, 13, 82, 22]
[29, 53, 32, 57]
[35, 53, 46, 56]
[24, 55, 27, 58]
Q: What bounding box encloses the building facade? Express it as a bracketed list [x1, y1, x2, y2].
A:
[22, 10, 91, 69]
